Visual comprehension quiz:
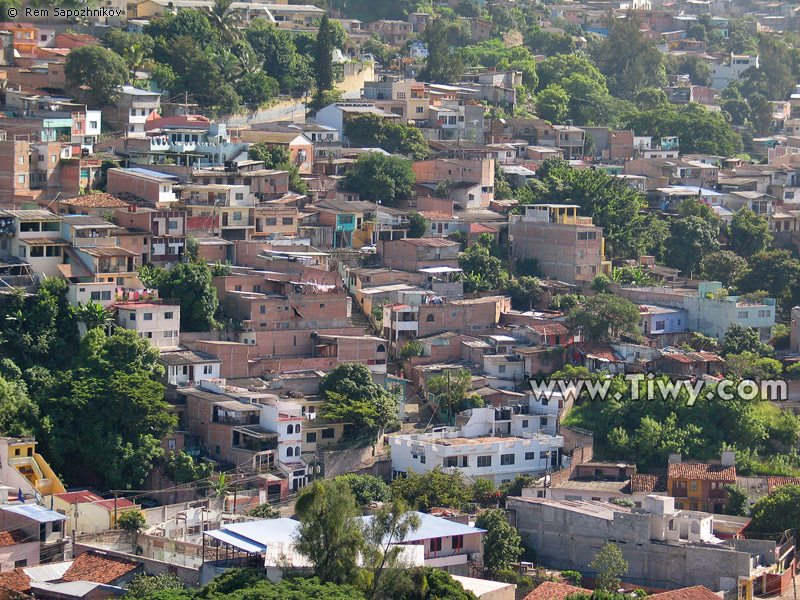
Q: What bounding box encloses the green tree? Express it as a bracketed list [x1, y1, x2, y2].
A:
[334, 473, 391, 506]
[117, 510, 146, 532]
[724, 483, 749, 516]
[725, 351, 782, 380]
[141, 262, 219, 331]
[591, 11, 665, 99]
[634, 88, 668, 111]
[459, 244, 507, 293]
[566, 294, 641, 341]
[420, 18, 465, 83]
[474, 510, 523, 573]
[400, 340, 424, 360]
[535, 54, 606, 91]
[164, 451, 213, 484]
[504, 277, 542, 311]
[343, 153, 416, 206]
[591, 274, 612, 293]
[722, 97, 750, 125]
[65, 45, 129, 106]
[407, 212, 427, 238]
[70, 300, 113, 332]
[320, 391, 398, 432]
[722, 324, 770, 357]
[205, 0, 243, 43]
[248, 142, 291, 167]
[294, 479, 364, 585]
[319, 363, 398, 432]
[314, 15, 335, 93]
[344, 114, 430, 159]
[426, 368, 474, 421]
[750, 484, 800, 534]
[0, 376, 40, 438]
[735, 250, 800, 309]
[145, 9, 213, 48]
[589, 542, 628, 591]
[700, 250, 747, 286]
[126, 573, 184, 599]
[362, 501, 421, 600]
[663, 215, 720, 276]
[728, 208, 773, 257]
[248, 503, 280, 518]
[390, 467, 472, 511]
[536, 85, 569, 123]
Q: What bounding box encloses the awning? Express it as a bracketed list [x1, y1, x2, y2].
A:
[205, 529, 266, 554]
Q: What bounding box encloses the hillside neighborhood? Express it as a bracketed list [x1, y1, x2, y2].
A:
[2, 0, 800, 599]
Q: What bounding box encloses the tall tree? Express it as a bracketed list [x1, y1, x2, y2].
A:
[728, 208, 773, 257]
[420, 19, 465, 83]
[663, 215, 720, 276]
[566, 294, 641, 341]
[65, 45, 129, 106]
[750, 484, 800, 533]
[205, 0, 243, 43]
[343, 153, 416, 205]
[592, 10, 665, 99]
[314, 15, 334, 93]
[589, 543, 628, 591]
[362, 501, 421, 600]
[390, 467, 473, 511]
[139, 262, 219, 331]
[474, 510, 523, 573]
[294, 479, 364, 585]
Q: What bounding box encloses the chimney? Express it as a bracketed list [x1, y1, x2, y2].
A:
[668, 453, 682, 464]
[721, 450, 736, 467]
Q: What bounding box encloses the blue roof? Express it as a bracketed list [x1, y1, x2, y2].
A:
[126, 168, 178, 180]
[1, 504, 67, 523]
[207, 512, 484, 554]
[361, 512, 485, 544]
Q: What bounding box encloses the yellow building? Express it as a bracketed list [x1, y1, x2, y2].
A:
[0, 437, 66, 499]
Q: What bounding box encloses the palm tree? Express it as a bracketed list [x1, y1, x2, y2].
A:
[71, 300, 113, 332]
[205, 0, 244, 44]
[123, 43, 155, 81]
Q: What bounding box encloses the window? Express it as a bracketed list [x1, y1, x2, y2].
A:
[306, 432, 317, 443]
[168, 220, 178, 229]
[444, 456, 458, 467]
[283, 217, 294, 225]
[143, 313, 153, 321]
[165, 312, 174, 319]
[689, 481, 698, 491]
[339, 215, 354, 225]
[426, 314, 434, 322]
[91, 291, 101, 300]
[416, 106, 424, 113]
[419, 455, 426, 463]
[287, 447, 293, 457]
[541, 417, 548, 426]
[655, 320, 666, 330]
[498, 365, 506, 374]
[477, 456, 491, 467]
[14, 560, 27, 568]
[17, 174, 24, 184]
[322, 428, 335, 439]
[525, 452, 536, 460]
[501, 454, 515, 465]
[164, 331, 173, 338]
[738, 311, 748, 319]
[260, 305, 266, 314]
[266, 218, 277, 226]
[233, 212, 242, 221]
[451, 535, 463, 550]
[29, 246, 44, 257]
[430, 538, 442, 552]
[90, 121, 98, 129]
[128, 313, 136, 321]
[168, 439, 176, 450]
[203, 365, 212, 374]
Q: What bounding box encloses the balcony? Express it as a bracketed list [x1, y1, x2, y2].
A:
[73, 237, 118, 247]
[213, 415, 259, 426]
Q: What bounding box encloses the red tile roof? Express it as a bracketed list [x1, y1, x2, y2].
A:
[0, 529, 30, 548]
[419, 211, 454, 220]
[573, 341, 623, 362]
[54, 490, 104, 505]
[630, 473, 667, 493]
[667, 463, 736, 482]
[649, 586, 721, 600]
[469, 223, 499, 234]
[524, 581, 592, 600]
[92, 498, 135, 512]
[61, 194, 129, 209]
[766, 476, 800, 493]
[0, 569, 30, 593]
[62, 552, 140, 584]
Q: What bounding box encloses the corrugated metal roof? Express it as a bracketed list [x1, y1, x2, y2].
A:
[23, 560, 73, 582]
[381, 512, 484, 543]
[204, 529, 266, 554]
[1, 504, 67, 523]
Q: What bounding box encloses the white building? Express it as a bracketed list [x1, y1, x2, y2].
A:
[158, 350, 222, 387]
[390, 407, 564, 485]
[204, 511, 484, 578]
[67, 282, 118, 308]
[709, 54, 759, 91]
[116, 301, 181, 349]
[4, 209, 66, 280]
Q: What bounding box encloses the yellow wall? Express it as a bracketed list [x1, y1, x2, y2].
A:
[34, 453, 66, 494]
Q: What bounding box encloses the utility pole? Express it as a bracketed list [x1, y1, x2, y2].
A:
[113, 491, 118, 528]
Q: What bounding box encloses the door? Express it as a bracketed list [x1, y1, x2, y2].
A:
[188, 366, 194, 381]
